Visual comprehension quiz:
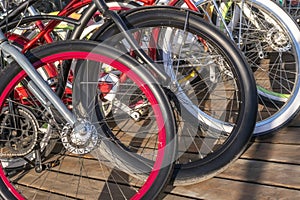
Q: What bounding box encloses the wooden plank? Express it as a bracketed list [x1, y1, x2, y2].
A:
[15, 167, 139, 199]
[253, 127, 300, 145]
[162, 194, 195, 200]
[18, 185, 74, 200]
[217, 159, 300, 189]
[166, 178, 300, 200]
[287, 113, 300, 127]
[241, 143, 300, 164]
[44, 155, 143, 184]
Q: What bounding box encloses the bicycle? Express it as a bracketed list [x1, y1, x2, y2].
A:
[0, 0, 258, 187]
[0, 4, 178, 200]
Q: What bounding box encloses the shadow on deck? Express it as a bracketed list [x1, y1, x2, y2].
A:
[163, 115, 300, 199]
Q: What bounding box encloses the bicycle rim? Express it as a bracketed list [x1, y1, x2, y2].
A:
[0, 41, 176, 199]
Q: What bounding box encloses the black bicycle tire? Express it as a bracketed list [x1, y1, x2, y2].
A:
[90, 6, 258, 185]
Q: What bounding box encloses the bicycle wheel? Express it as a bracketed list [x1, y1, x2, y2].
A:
[91, 6, 258, 185]
[274, 0, 300, 25]
[193, 0, 300, 135]
[0, 40, 177, 199]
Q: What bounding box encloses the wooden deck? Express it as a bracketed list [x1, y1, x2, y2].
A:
[162, 116, 300, 199]
[7, 109, 300, 199]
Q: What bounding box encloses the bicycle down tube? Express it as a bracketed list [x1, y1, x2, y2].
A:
[0, 30, 77, 126]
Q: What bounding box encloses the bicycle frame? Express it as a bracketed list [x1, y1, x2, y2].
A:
[1, 0, 171, 84]
[0, 0, 90, 52]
